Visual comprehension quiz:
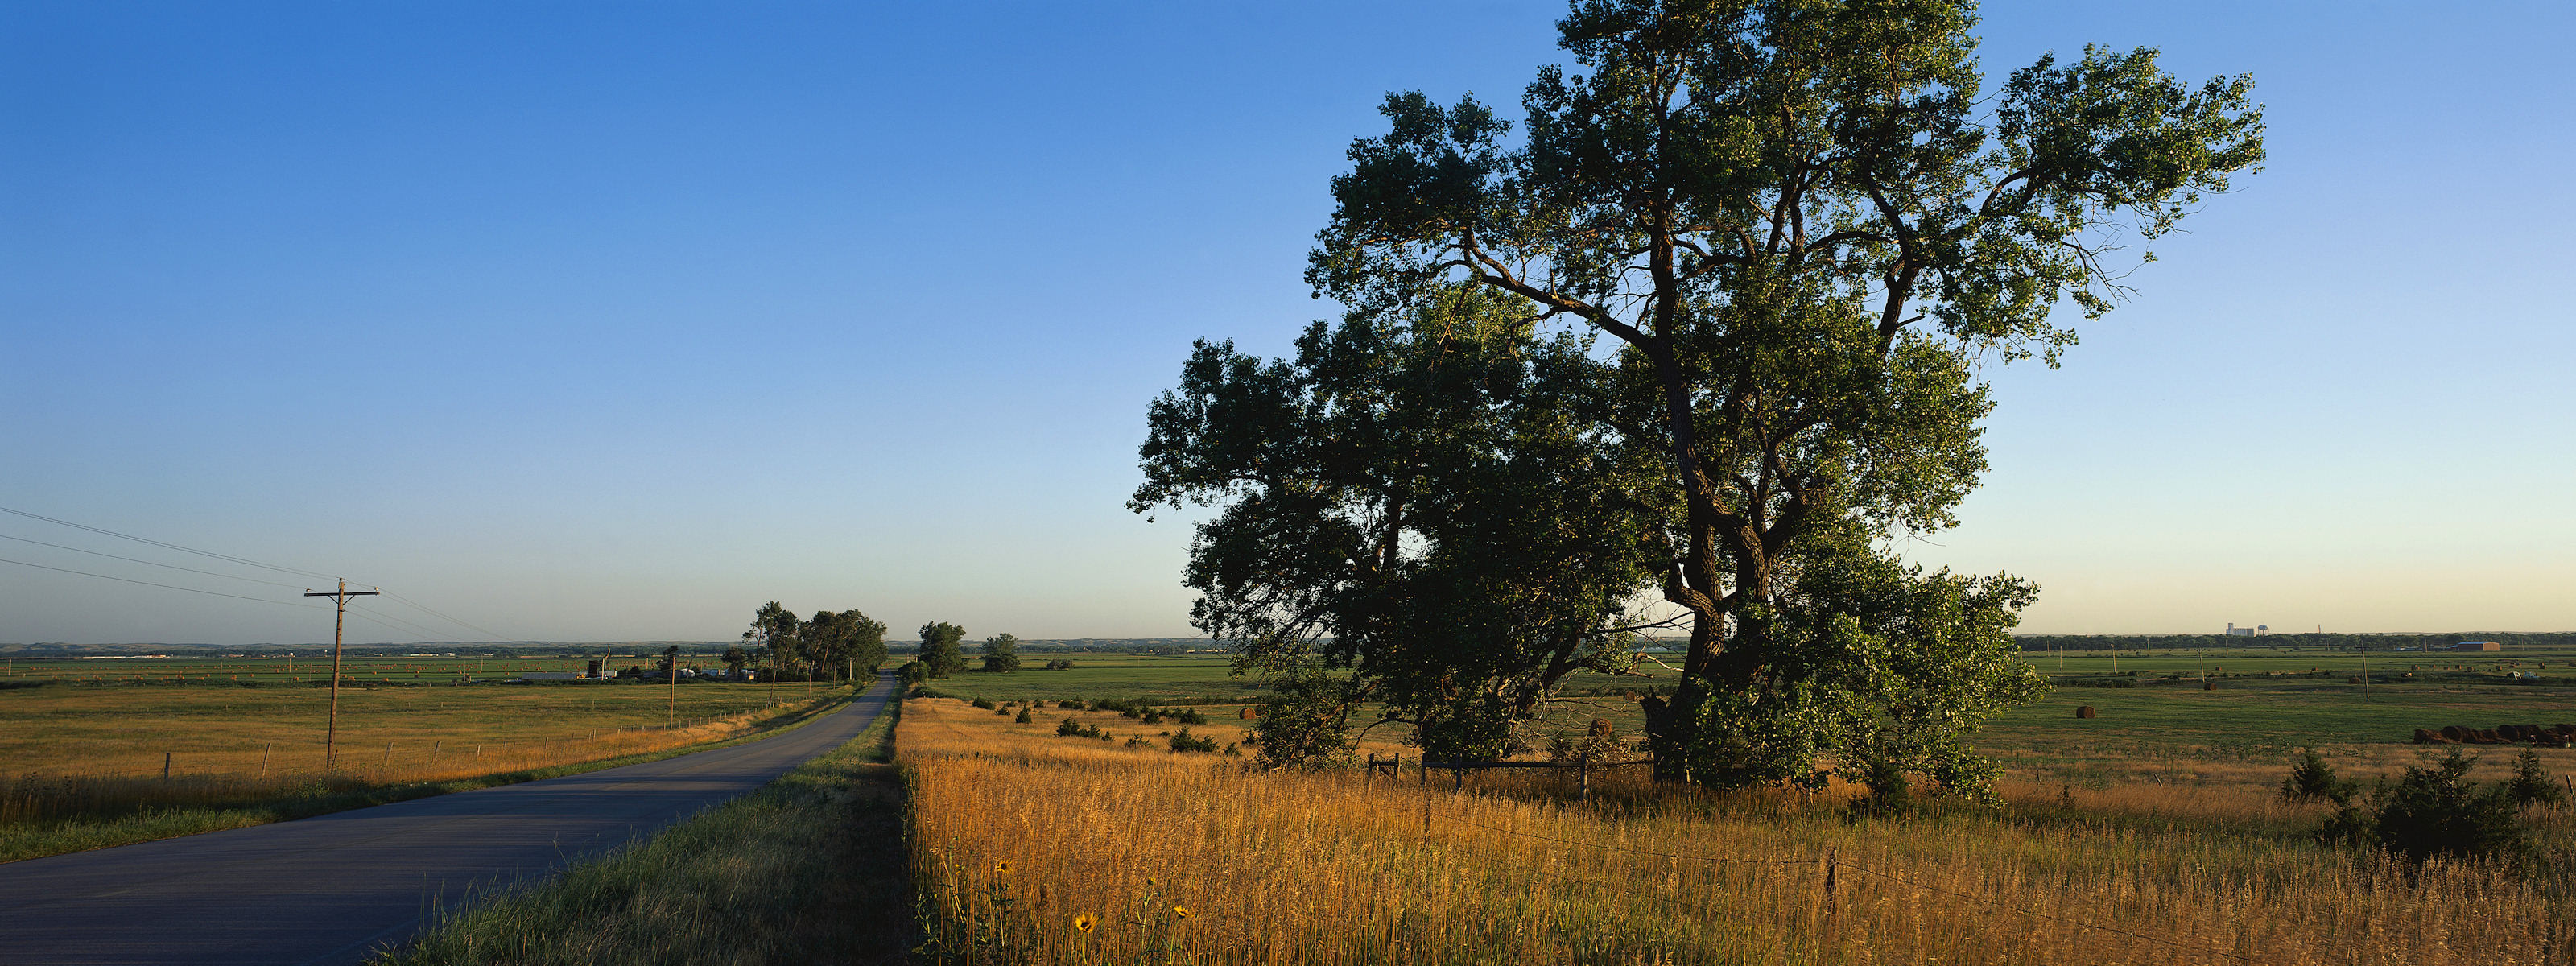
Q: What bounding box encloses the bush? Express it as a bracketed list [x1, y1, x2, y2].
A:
[969, 696, 995, 710]
[1175, 708, 1208, 726]
[2372, 751, 2525, 864]
[1044, 658, 1075, 671]
[2508, 749, 2566, 808]
[1124, 735, 1151, 749]
[1167, 727, 1219, 753]
[1055, 717, 1101, 739]
[1013, 708, 1033, 724]
[2280, 748, 2355, 805]
[1055, 700, 1083, 709]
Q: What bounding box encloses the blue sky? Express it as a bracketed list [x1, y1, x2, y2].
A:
[2, 1, 2568, 645]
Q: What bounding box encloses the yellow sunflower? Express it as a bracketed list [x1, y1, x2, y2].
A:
[1074, 913, 1098, 934]
[1172, 906, 1193, 919]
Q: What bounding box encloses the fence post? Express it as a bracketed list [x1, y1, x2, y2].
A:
[382, 743, 393, 769]
[260, 743, 271, 778]
[162, 751, 171, 782]
[1824, 847, 1839, 923]
[431, 741, 442, 767]
[1579, 752, 1591, 799]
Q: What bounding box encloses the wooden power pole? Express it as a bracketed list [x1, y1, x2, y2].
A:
[305, 578, 379, 770]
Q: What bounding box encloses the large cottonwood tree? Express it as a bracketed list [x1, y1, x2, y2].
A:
[1141, 0, 2262, 795]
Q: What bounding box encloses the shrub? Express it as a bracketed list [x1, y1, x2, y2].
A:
[1044, 658, 1075, 671]
[2279, 748, 2355, 805]
[2372, 750, 2525, 865]
[1013, 708, 1033, 724]
[2507, 749, 2566, 808]
[1125, 735, 1151, 749]
[970, 696, 996, 710]
[1138, 709, 1163, 724]
[1175, 708, 1208, 726]
[1056, 700, 1083, 709]
[1168, 728, 1219, 753]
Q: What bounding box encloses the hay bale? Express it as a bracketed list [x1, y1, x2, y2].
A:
[1238, 706, 1258, 720]
[2413, 729, 2442, 744]
[2074, 705, 2097, 719]
[1588, 717, 1615, 739]
[2202, 682, 2217, 691]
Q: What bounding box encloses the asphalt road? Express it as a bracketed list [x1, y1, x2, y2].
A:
[0, 675, 895, 966]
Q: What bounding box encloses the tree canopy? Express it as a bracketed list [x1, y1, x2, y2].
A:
[980, 633, 1022, 673]
[919, 622, 968, 679]
[1135, 0, 2260, 796]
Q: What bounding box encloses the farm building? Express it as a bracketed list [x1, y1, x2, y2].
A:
[2458, 641, 2502, 651]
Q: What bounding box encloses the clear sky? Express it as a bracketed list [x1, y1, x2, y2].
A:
[3, 1, 2569, 646]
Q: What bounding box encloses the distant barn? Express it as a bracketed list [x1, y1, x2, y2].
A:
[2458, 641, 2502, 652]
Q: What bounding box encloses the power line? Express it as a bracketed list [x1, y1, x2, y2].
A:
[0, 555, 324, 609]
[382, 591, 518, 642]
[0, 506, 527, 644]
[0, 506, 336, 580]
[0, 533, 308, 588]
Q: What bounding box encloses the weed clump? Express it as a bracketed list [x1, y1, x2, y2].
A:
[1166, 728, 1218, 753]
[2314, 750, 2529, 865]
[2279, 748, 2355, 805]
[2507, 749, 2566, 808]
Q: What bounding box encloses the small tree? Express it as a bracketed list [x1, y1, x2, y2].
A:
[980, 633, 1022, 673]
[897, 659, 929, 688]
[2373, 750, 2524, 865]
[722, 646, 748, 675]
[2508, 749, 2566, 808]
[919, 622, 968, 679]
[2281, 747, 2356, 805]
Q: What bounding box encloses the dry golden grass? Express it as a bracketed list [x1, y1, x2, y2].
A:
[900, 696, 2576, 966]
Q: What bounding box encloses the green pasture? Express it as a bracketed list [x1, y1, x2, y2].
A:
[912, 647, 2576, 755]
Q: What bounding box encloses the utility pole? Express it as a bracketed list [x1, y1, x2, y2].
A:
[665, 645, 679, 728]
[305, 579, 379, 770]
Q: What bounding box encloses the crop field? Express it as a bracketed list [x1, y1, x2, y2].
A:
[899, 696, 2575, 965]
[0, 655, 850, 861]
[919, 646, 2576, 784]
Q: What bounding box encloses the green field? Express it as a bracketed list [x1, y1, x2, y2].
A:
[909, 646, 2576, 757]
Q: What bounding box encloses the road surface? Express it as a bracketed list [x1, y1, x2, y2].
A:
[0, 675, 895, 965]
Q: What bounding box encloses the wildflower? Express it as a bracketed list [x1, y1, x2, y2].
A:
[1074, 913, 1097, 934]
[1143, 877, 1156, 886]
[1173, 906, 1192, 919]
[996, 861, 1011, 874]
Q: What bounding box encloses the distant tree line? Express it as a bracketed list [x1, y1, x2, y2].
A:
[2018, 632, 2576, 652]
[897, 625, 1029, 686]
[737, 601, 890, 682]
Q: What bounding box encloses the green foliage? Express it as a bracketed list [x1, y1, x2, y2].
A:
[897, 661, 929, 689]
[980, 634, 1022, 674]
[2279, 748, 2356, 805]
[1246, 669, 1360, 770]
[1138, 0, 2258, 797]
[918, 622, 968, 679]
[2508, 749, 2566, 808]
[1166, 727, 1219, 753]
[1013, 707, 1032, 724]
[2371, 751, 2526, 865]
[969, 696, 996, 710]
[801, 609, 890, 680]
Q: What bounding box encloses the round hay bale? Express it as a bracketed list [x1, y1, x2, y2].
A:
[1238, 706, 1258, 720]
[2074, 705, 2097, 720]
[1588, 717, 1615, 738]
[2202, 682, 2216, 691]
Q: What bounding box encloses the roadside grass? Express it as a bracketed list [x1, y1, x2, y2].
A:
[0, 689, 857, 864]
[374, 699, 909, 966]
[902, 697, 2576, 966]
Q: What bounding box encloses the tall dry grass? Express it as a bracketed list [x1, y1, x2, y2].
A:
[901, 697, 2575, 966]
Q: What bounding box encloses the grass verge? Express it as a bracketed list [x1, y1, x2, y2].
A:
[0, 689, 862, 864]
[373, 697, 909, 965]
